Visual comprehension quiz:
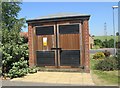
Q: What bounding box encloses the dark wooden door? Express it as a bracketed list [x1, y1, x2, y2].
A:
[58, 24, 81, 67]
[35, 26, 56, 66]
[35, 24, 81, 67]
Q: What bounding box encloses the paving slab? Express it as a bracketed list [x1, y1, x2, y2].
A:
[11, 72, 95, 85]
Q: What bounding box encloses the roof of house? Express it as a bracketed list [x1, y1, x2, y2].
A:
[26, 13, 90, 23]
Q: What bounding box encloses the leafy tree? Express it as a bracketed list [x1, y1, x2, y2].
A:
[2, 2, 26, 31]
[2, 2, 28, 76]
[108, 39, 114, 48]
[2, 2, 26, 43]
[102, 39, 109, 48]
[94, 38, 117, 48]
[94, 39, 102, 48]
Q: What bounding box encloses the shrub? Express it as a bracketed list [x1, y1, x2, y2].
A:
[7, 58, 38, 78]
[94, 39, 102, 48]
[7, 57, 29, 79]
[2, 43, 28, 75]
[103, 50, 111, 57]
[28, 67, 38, 74]
[113, 56, 120, 70]
[93, 52, 105, 60]
[2, 2, 28, 77]
[94, 56, 118, 71]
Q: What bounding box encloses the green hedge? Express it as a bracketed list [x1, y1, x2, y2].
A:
[7, 58, 38, 79]
[7, 57, 28, 78]
[94, 56, 119, 71]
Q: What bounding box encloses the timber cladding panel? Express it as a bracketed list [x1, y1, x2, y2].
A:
[59, 34, 80, 50]
[27, 14, 90, 73]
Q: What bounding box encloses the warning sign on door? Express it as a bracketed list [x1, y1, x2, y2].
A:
[43, 37, 47, 46]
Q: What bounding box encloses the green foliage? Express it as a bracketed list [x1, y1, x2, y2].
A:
[94, 39, 102, 48]
[92, 70, 119, 85]
[94, 39, 115, 48]
[94, 56, 119, 71]
[90, 55, 119, 85]
[2, 2, 26, 30]
[107, 39, 114, 48]
[116, 42, 120, 48]
[2, 2, 28, 76]
[93, 52, 105, 60]
[114, 56, 120, 70]
[28, 67, 38, 74]
[22, 36, 28, 43]
[7, 59, 38, 78]
[2, 42, 28, 74]
[102, 40, 109, 48]
[7, 57, 29, 79]
[103, 50, 111, 57]
[94, 36, 118, 48]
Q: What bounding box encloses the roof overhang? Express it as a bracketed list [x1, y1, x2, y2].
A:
[26, 14, 90, 24]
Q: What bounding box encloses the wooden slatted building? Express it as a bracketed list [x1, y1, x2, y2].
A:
[26, 13, 90, 72]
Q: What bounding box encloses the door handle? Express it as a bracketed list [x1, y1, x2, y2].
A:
[51, 48, 62, 50]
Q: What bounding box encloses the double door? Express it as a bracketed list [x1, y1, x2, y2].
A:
[36, 23, 81, 67]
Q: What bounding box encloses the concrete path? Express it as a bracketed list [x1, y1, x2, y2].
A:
[10, 72, 94, 86]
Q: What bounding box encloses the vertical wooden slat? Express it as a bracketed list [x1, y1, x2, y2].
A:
[82, 21, 85, 67]
[79, 23, 82, 66]
[37, 36, 42, 50]
[57, 24, 60, 67]
[54, 24, 57, 67]
[59, 34, 80, 50]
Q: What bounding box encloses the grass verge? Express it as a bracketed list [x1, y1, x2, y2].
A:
[90, 55, 119, 86]
[92, 70, 119, 85]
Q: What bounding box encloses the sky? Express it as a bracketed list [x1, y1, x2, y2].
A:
[18, 2, 118, 36]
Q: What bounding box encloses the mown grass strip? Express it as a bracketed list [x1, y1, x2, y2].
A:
[93, 70, 119, 85]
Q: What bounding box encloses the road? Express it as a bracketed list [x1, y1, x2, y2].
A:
[2, 80, 118, 88]
[89, 48, 115, 55]
[2, 80, 86, 86]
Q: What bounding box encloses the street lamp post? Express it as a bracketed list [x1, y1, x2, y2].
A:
[112, 6, 118, 56]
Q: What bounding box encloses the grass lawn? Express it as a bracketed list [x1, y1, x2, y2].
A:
[94, 36, 118, 42]
[90, 54, 119, 86]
